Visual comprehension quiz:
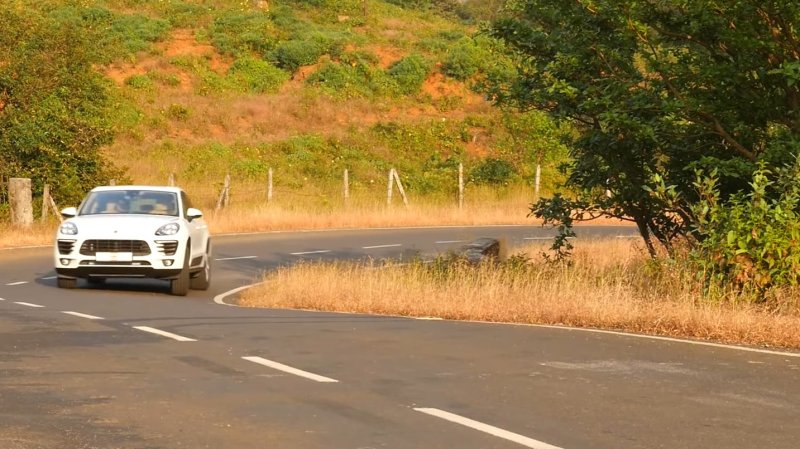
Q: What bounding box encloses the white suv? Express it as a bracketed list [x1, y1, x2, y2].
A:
[54, 186, 211, 296]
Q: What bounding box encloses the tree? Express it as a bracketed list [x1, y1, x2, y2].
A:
[0, 3, 120, 205]
[488, 1, 800, 256]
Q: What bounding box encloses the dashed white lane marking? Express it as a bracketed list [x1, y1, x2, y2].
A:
[362, 244, 402, 249]
[0, 297, 5, 301]
[414, 408, 563, 449]
[215, 256, 258, 261]
[5, 281, 28, 286]
[435, 240, 465, 244]
[242, 356, 339, 383]
[42, 276, 58, 280]
[290, 250, 332, 256]
[133, 326, 196, 342]
[14, 302, 44, 308]
[62, 311, 104, 320]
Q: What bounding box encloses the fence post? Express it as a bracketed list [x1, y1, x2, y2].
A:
[458, 163, 464, 210]
[534, 164, 541, 201]
[387, 168, 394, 206]
[41, 184, 50, 222]
[223, 173, 231, 208]
[343, 169, 349, 206]
[168, 173, 176, 187]
[9, 178, 33, 226]
[215, 174, 231, 214]
[267, 168, 273, 203]
[109, 179, 116, 186]
[392, 169, 409, 207]
[47, 190, 62, 223]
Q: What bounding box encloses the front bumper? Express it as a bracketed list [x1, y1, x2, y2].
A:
[54, 237, 187, 280]
[56, 265, 183, 279]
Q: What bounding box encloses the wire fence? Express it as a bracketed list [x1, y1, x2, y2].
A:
[1, 164, 543, 225]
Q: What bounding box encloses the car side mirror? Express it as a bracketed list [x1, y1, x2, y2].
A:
[186, 208, 203, 221]
[61, 207, 77, 218]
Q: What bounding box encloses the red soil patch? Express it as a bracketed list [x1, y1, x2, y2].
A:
[368, 45, 406, 69]
[104, 29, 231, 89]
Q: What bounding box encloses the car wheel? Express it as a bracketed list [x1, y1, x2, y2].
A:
[57, 277, 77, 289]
[170, 247, 190, 296]
[190, 250, 211, 291]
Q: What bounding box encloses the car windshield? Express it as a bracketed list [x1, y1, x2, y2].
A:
[79, 190, 180, 217]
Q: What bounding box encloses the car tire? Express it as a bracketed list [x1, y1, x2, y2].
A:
[57, 277, 77, 289]
[190, 248, 211, 291]
[170, 246, 190, 296]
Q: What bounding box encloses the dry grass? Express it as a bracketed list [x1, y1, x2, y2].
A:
[240, 240, 800, 350]
[0, 222, 56, 249]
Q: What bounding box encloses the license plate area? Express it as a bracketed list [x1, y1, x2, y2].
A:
[95, 252, 133, 262]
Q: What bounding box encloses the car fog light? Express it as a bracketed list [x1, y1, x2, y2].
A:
[60, 259, 71, 266]
[164, 260, 174, 267]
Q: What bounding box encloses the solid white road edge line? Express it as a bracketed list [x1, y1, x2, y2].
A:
[14, 302, 44, 308]
[290, 250, 332, 255]
[133, 326, 196, 342]
[215, 256, 258, 261]
[62, 311, 104, 320]
[362, 244, 402, 249]
[414, 408, 563, 449]
[6, 281, 28, 286]
[41, 276, 58, 280]
[242, 356, 338, 383]
[213, 284, 259, 307]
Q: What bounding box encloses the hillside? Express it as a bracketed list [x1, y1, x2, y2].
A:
[2, 0, 568, 212]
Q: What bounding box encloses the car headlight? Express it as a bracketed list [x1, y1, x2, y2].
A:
[59, 222, 78, 235]
[155, 223, 180, 236]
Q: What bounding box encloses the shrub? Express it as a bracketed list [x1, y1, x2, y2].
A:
[210, 12, 277, 56]
[228, 57, 289, 93]
[691, 160, 800, 299]
[165, 104, 191, 121]
[306, 62, 373, 98]
[442, 38, 484, 80]
[270, 39, 326, 72]
[388, 54, 430, 95]
[469, 158, 517, 185]
[124, 74, 153, 89]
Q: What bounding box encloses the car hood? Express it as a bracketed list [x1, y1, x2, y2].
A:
[65, 214, 181, 239]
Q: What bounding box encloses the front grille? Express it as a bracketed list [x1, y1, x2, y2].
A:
[80, 240, 151, 256]
[156, 240, 179, 256]
[57, 240, 76, 255]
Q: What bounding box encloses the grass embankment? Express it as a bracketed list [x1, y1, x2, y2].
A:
[239, 240, 800, 349]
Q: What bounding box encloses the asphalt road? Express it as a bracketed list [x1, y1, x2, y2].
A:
[1, 225, 799, 449]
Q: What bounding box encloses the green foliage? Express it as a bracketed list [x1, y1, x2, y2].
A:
[228, 57, 289, 93]
[442, 37, 486, 80]
[306, 62, 399, 99]
[491, 0, 800, 258]
[125, 74, 154, 89]
[209, 11, 277, 57]
[691, 161, 800, 297]
[469, 158, 516, 185]
[0, 3, 121, 205]
[387, 54, 431, 94]
[270, 39, 326, 72]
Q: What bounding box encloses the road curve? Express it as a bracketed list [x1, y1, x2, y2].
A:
[1, 225, 798, 449]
